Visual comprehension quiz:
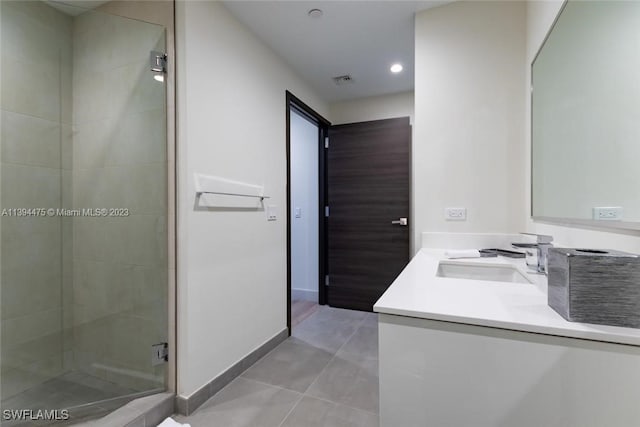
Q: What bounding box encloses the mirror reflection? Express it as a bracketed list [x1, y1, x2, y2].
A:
[532, 0, 640, 225]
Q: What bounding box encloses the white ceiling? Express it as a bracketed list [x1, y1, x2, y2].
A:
[46, 0, 109, 16]
[222, 1, 452, 103]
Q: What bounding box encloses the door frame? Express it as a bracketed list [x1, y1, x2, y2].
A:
[286, 91, 331, 335]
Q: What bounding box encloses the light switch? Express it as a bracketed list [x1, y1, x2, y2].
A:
[294, 207, 302, 218]
[267, 205, 277, 221]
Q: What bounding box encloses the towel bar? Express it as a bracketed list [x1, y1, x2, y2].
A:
[196, 191, 270, 201]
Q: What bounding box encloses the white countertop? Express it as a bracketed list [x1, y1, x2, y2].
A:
[374, 249, 640, 346]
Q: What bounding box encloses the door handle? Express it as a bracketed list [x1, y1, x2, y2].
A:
[391, 218, 408, 226]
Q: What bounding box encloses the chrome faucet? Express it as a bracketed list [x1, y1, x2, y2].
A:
[513, 233, 554, 274]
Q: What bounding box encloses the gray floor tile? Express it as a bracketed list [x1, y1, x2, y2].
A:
[142, 394, 175, 427]
[0, 371, 147, 426]
[309, 306, 367, 325]
[338, 326, 378, 360]
[78, 405, 140, 427]
[292, 308, 364, 354]
[361, 312, 379, 329]
[280, 396, 379, 427]
[68, 392, 173, 427]
[306, 351, 379, 414]
[174, 377, 301, 427]
[171, 306, 380, 425]
[63, 404, 110, 426]
[123, 416, 145, 427]
[1, 371, 137, 412]
[58, 371, 137, 396]
[241, 339, 333, 393]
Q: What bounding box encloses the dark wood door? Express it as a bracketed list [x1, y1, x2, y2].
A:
[327, 117, 411, 311]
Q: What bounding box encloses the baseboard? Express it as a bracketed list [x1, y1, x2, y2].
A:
[292, 288, 318, 302]
[175, 328, 288, 415]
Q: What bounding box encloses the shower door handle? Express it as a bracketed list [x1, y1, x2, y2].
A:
[391, 218, 408, 226]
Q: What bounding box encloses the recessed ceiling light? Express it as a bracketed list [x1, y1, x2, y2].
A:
[390, 63, 403, 73]
[308, 8, 323, 18]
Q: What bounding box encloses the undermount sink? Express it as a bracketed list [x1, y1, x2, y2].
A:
[436, 261, 532, 284]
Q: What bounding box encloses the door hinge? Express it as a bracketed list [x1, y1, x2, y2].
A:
[325, 206, 329, 217]
[151, 342, 168, 366]
[325, 275, 330, 286]
[150, 51, 167, 72]
[324, 137, 329, 149]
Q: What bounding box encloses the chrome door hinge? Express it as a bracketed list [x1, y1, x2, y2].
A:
[150, 51, 167, 72]
[325, 206, 330, 217]
[324, 137, 329, 149]
[325, 275, 330, 286]
[151, 342, 168, 366]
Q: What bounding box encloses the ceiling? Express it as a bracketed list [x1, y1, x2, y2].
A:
[46, 0, 109, 16]
[222, 1, 452, 103]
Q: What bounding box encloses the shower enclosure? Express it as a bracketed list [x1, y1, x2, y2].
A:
[1, 1, 168, 424]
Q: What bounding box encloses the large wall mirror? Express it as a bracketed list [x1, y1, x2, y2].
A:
[532, 0, 640, 229]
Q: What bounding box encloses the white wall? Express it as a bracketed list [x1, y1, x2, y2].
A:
[413, 1, 526, 254]
[329, 91, 414, 126]
[175, 1, 328, 398]
[290, 110, 319, 302]
[525, 0, 640, 252]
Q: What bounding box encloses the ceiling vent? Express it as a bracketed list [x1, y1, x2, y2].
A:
[332, 75, 354, 85]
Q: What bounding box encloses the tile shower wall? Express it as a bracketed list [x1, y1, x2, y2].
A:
[71, 10, 167, 391]
[0, 0, 72, 398]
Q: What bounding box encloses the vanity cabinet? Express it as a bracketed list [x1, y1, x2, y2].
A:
[379, 314, 640, 427]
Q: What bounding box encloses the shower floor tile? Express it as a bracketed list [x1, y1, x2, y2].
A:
[1, 371, 138, 426]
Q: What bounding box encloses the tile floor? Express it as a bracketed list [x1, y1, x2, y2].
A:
[0, 371, 143, 426]
[175, 306, 379, 427]
[291, 300, 319, 328]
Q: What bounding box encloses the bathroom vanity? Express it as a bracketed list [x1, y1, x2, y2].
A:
[374, 235, 640, 427]
[373, 0, 640, 424]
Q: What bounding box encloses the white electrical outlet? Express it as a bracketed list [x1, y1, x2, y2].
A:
[592, 206, 622, 221]
[267, 205, 277, 221]
[445, 207, 467, 221]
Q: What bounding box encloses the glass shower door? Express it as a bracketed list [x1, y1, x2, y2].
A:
[1, 1, 168, 424]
